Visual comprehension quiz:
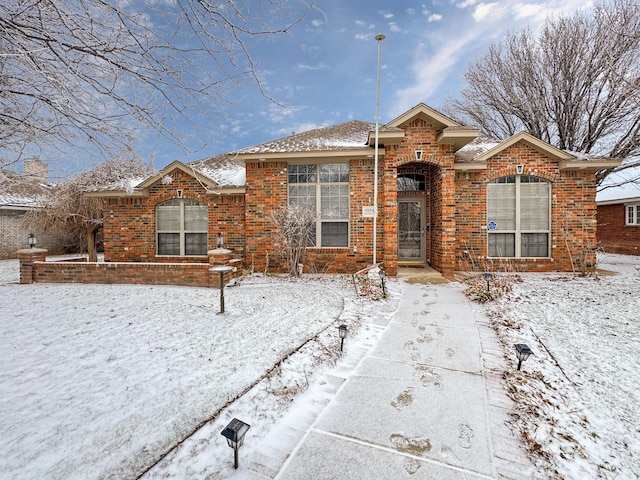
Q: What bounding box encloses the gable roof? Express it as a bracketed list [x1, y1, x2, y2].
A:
[455, 131, 621, 170]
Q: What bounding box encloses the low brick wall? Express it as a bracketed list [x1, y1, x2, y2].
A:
[33, 261, 214, 287]
[19, 248, 242, 287]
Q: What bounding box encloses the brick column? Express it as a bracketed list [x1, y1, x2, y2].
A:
[18, 248, 48, 284]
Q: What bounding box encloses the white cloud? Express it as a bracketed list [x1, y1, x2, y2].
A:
[355, 19, 367, 27]
[389, 22, 402, 32]
[428, 13, 443, 22]
[473, 2, 506, 22]
[379, 10, 394, 19]
[456, 0, 478, 8]
[406, 8, 417, 16]
[311, 19, 324, 27]
[294, 63, 328, 71]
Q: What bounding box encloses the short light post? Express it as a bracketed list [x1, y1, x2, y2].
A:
[209, 264, 233, 314]
[515, 343, 533, 371]
[484, 272, 492, 291]
[379, 269, 386, 297]
[220, 418, 251, 469]
[337, 324, 348, 352]
[28, 233, 36, 249]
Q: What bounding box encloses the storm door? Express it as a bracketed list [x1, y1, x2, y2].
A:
[398, 197, 426, 263]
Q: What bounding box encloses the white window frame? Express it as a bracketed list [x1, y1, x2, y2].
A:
[626, 203, 640, 225]
[487, 175, 551, 258]
[287, 162, 350, 248]
[156, 198, 208, 256]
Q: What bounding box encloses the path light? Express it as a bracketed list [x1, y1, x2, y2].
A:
[379, 269, 386, 296]
[337, 324, 348, 352]
[28, 233, 36, 248]
[220, 418, 251, 469]
[209, 265, 233, 314]
[484, 272, 493, 291]
[515, 344, 533, 371]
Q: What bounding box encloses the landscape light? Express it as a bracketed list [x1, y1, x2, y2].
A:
[379, 269, 386, 296]
[484, 272, 493, 291]
[515, 344, 533, 371]
[220, 418, 251, 469]
[209, 265, 233, 313]
[28, 233, 36, 248]
[337, 324, 348, 352]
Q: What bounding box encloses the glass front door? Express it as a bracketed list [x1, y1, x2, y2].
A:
[398, 198, 426, 263]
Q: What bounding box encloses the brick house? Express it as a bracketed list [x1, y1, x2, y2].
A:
[88, 103, 620, 279]
[597, 195, 640, 256]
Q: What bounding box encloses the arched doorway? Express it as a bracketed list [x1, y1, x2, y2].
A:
[397, 169, 430, 264]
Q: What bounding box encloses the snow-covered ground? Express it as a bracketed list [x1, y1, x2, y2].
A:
[1, 253, 639, 479]
[479, 253, 640, 479]
[0, 260, 391, 479]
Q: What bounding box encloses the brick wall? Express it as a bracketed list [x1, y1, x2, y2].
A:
[597, 203, 640, 255]
[1, 208, 69, 259]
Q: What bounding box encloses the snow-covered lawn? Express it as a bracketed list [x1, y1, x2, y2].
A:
[0, 261, 377, 479]
[479, 253, 640, 479]
[2, 253, 639, 479]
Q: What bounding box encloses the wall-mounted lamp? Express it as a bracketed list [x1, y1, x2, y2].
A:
[28, 233, 36, 249]
[337, 324, 348, 352]
[221, 418, 251, 469]
[415, 150, 423, 161]
[216, 233, 224, 249]
[516, 164, 524, 175]
[177, 189, 183, 198]
[515, 343, 533, 371]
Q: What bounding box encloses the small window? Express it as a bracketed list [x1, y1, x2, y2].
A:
[626, 204, 639, 225]
[157, 198, 208, 256]
[397, 173, 426, 192]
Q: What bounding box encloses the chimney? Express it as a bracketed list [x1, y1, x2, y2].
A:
[24, 160, 49, 183]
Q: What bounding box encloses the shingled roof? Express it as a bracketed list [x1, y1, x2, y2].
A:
[0, 170, 53, 208]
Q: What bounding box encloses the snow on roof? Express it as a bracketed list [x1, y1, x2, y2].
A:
[0, 170, 53, 208]
[231, 120, 374, 155]
[454, 136, 501, 163]
[190, 154, 246, 188]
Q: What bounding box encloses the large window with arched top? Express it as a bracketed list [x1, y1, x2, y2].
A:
[157, 198, 208, 255]
[487, 175, 550, 258]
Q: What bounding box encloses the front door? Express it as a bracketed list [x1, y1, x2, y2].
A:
[398, 197, 427, 263]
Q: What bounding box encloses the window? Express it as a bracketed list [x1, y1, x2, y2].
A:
[487, 175, 550, 258]
[397, 173, 426, 192]
[157, 198, 208, 255]
[288, 163, 349, 247]
[626, 204, 640, 225]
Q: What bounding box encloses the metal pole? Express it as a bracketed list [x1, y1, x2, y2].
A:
[219, 271, 225, 313]
[373, 33, 385, 265]
[233, 446, 239, 469]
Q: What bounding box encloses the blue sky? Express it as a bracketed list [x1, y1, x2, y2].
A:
[127, 0, 595, 173]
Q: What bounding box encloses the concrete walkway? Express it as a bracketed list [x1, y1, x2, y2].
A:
[245, 275, 535, 479]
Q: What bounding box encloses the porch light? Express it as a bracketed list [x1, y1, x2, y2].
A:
[515, 344, 533, 371]
[28, 233, 36, 248]
[516, 164, 524, 175]
[483, 272, 492, 291]
[216, 233, 224, 248]
[337, 324, 348, 352]
[220, 418, 251, 469]
[415, 150, 423, 161]
[210, 265, 233, 313]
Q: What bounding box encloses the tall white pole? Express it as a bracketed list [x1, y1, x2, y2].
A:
[373, 33, 385, 266]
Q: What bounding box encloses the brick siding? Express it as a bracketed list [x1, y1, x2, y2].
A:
[597, 203, 640, 255]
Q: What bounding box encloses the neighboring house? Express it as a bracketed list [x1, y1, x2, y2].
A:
[597, 195, 640, 256]
[87, 104, 620, 279]
[0, 160, 69, 259]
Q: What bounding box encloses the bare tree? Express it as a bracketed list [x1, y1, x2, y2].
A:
[269, 205, 317, 277]
[0, 0, 315, 167]
[447, 0, 640, 186]
[24, 148, 153, 261]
